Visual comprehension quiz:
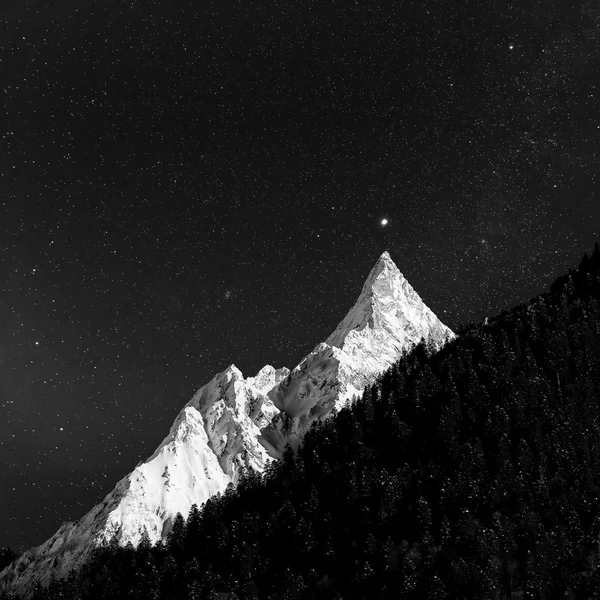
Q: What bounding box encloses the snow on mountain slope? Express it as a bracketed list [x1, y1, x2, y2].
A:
[259, 251, 455, 457]
[0, 365, 288, 597]
[1, 251, 454, 598]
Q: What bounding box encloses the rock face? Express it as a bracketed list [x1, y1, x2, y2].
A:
[0, 251, 454, 598]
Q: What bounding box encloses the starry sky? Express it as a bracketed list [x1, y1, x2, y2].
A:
[1, 0, 599, 553]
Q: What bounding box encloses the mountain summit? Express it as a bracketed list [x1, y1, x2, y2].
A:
[260, 251, 454, 457]
[327, 250, 450, 353]
[0, 252, 454, 597]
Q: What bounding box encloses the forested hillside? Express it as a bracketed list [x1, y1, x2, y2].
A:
[6, 242, 600, 600]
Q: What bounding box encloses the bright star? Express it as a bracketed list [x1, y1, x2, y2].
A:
[381, 218, 388, 226]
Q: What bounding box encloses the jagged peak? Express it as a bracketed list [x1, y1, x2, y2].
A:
[360, 251, 409, 303]
[376, 250, 393, 265]
[253, 364, 277, 378]
[325, 251, 413, 348]
[224, 364, 242, 377]
[247, 365, 290, 396]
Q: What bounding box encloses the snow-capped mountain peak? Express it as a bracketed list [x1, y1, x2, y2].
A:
[326, 250, 414, 349]
[1, 252, 453, 598]
[0, 364, 287, 597]
[259, 252, 454, 458]
[327, 250, 453, 356]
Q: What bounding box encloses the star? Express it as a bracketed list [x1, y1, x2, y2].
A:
[381, 218, 388, 226]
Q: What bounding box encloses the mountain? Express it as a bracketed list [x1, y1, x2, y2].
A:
[36, 242, 600, 600]
[260, 251, 454, 457]
[0, 365, 289, 597]
[0, 251, 454, 598]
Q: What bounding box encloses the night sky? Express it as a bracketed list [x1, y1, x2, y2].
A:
[2, 0, 599, 553]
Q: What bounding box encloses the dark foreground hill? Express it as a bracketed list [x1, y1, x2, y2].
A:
[6, 242, 600, 600]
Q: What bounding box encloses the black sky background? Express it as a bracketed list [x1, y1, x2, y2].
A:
[1, 0, 599, 552]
